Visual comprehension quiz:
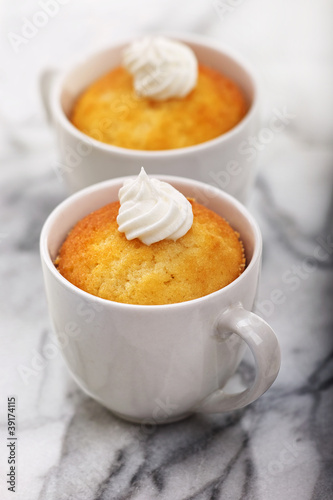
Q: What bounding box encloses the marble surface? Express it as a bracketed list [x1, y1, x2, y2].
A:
[1, 1, 333, 499]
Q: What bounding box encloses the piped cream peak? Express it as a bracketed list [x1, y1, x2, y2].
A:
[122, 36, 198, 101]
[117, 167, 193, 245]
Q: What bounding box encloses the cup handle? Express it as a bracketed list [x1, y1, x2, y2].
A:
[40, 69, 58, 124]
[195, 304, 281, 413]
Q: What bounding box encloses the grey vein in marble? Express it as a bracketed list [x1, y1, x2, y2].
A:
[1, 0, 333, 499]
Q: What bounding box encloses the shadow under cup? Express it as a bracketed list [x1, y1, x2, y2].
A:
[48, 35, 259, 201]
[40, 176, 266, 423]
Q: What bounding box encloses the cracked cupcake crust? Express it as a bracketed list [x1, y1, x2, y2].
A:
[70, 64, 248, 151]
[55, 199, 246, 305]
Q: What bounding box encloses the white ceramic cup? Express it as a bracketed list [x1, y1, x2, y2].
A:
[41, 34, 259, 202]
[40, 176, 280, 424]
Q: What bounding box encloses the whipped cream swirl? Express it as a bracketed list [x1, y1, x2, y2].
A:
[122, 36, 198, 101]
[117, 168, 193, 245]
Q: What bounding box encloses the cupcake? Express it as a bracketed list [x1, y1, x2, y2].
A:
[55, 168, 245, 305]
[70, 37, 248, 150]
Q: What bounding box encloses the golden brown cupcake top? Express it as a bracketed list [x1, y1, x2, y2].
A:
[55, 198, 245, 305]
[70, 38, 247, 151]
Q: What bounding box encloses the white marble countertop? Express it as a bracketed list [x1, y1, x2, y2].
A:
[1, 1, 333, 499]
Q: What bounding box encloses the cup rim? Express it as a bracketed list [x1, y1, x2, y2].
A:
[51, 32, 259, 157]
[40, 175, 262, 310]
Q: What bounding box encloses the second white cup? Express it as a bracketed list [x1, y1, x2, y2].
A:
[41, 34, 259, 202]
